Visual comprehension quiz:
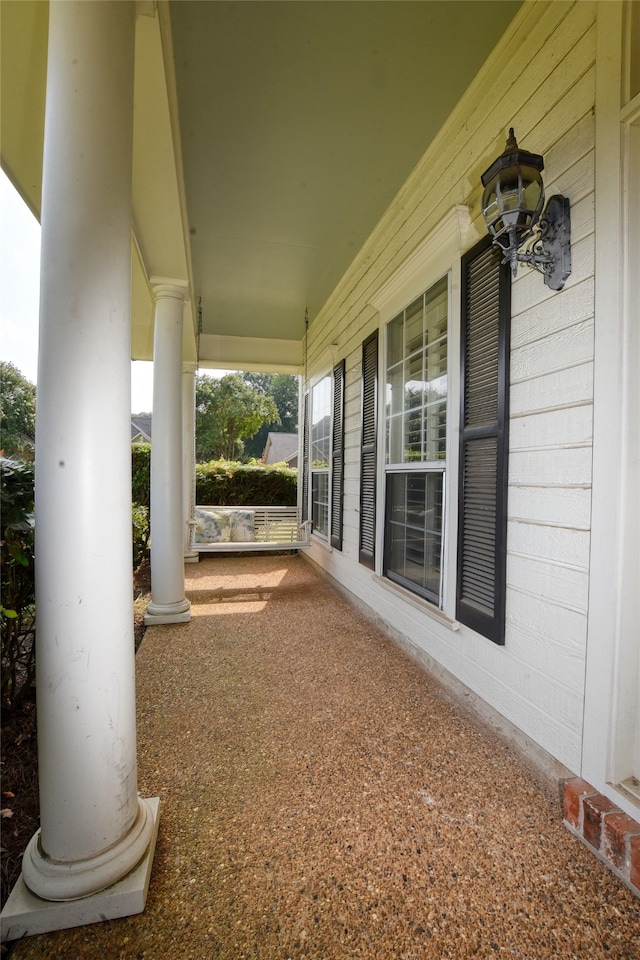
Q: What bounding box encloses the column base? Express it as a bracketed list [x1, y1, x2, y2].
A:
[184, 549, 200, 564]
[1, 797, 160, 943]
[144, 597, 191, 625]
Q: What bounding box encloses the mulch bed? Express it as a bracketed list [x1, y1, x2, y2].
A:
[0, 561, 151, 926]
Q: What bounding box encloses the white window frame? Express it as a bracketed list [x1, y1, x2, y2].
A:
[368, 206, 471, 620]
[309, 373, 332, 542]
[384, 279, 449, 608]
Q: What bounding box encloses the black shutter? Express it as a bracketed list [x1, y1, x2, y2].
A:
[301, 391, 309, 523]
[359, 331, 378, 568]
[457, 236, 510, 644]
[331, 359, 345, 550]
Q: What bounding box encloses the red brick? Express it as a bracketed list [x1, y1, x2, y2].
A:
[583, 793, 616, 850]
[602, 811, 640, 870]
[563, 777, 596, 830]
[630, 833, 640, 892]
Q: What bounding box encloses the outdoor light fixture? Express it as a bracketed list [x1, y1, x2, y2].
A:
[481, 128, 571, 290]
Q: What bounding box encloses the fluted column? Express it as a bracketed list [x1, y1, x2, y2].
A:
[1, 0, 159, 940]
[145, 279, 192, 624]
[183, 362, 199, 562]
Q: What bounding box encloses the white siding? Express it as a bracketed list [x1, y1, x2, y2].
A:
[304, 1, 599, 771]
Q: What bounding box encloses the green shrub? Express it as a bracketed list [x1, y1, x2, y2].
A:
[195, 460, 297, 506]
[1, 457, 36, 713]
[132, 443, 151, 508]
[132, 504, 150, 568]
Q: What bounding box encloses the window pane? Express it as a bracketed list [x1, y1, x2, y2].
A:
[403, 410, 422, 461]
[405, 296, 424, 355]
[387, 315, 404, 367]
[385, 471, 444, 606]
[312, 472, 329, 538]
[424, 398, 447, 460]
[405, 353, 424, 410]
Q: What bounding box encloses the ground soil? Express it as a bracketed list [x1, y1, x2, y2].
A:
[0, 560, 151, 936]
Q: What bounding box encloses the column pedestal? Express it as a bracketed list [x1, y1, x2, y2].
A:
[1, 801, 160, 942]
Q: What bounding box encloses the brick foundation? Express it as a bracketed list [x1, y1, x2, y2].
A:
[563, 777, 640, 898]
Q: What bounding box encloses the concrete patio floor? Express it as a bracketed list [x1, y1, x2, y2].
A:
[9, 554, 640, 959]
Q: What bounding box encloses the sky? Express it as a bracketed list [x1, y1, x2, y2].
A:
[1, 169, 157, 413]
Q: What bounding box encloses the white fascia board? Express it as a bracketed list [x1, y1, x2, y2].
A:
[198, 334, 303, 374]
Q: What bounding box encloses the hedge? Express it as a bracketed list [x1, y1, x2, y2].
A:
[133, 447, 297, 508]
[132, 443, 151, 508]
[196, 460, 297, 506]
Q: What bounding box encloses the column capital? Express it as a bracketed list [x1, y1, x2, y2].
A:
[150, 277, 189, 302]
[182, 361, 198, 375]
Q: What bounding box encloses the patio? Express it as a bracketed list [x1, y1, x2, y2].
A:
[9, 555, 640, 959]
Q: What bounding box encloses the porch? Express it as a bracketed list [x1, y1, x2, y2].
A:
[10, 555, 639, 960]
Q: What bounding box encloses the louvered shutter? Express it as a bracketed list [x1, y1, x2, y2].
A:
[331, 359, 345, 550]
[301, 391, 310, 523]
[456, 237, 510, 644]
[359, 331, 378, 568]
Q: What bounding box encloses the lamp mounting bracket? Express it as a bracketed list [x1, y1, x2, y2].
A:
[510, 194, 571, 291]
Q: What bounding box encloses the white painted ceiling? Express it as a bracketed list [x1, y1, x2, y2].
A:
[168, 1, 522, 346]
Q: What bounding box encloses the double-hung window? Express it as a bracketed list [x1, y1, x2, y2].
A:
[384, 277, 448, 607]
[310, 375, 331, 539]
[303, 362, 346, 546]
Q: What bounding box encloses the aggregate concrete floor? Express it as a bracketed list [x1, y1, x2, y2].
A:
[9, 555, 640, 959]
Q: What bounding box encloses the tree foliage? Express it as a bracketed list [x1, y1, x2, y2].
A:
[0, 362, 36, 459]
[1, 457, 36, 712]
[195, 374, 279, 462]
[241, 372, 299, 460]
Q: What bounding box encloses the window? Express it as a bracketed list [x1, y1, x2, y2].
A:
[304, 364, 346, 546]
[311, 376, 331, 538]
[383, 278, 448, 606]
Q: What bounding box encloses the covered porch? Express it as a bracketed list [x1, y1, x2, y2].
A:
[2, 0, 639, 943]
[7, 555, 640, 958]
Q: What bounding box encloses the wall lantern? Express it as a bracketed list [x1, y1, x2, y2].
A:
[481, 128, 571, 290]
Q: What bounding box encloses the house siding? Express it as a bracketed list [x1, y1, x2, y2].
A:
[304, 1, 598, 772]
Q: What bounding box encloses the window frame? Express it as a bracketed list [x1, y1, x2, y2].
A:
[366, 206, 470, 616]
[381, 275, 451, 610]
[309, 373, 332, 541]
[304, 362, 346, 547]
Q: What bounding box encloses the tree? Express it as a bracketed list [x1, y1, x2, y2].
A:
[241, 372, 299, 459]
[0, 362, 36, 459]
[196, 373, 279, 462]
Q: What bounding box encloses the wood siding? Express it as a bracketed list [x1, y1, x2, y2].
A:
[303, 0, 597, 771]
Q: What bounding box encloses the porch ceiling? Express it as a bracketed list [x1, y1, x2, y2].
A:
[169, 0, 522, 363]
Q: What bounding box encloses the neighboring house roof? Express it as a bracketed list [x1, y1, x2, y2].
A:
[131, 416, 152, 443]
[262, 432, 298, 467]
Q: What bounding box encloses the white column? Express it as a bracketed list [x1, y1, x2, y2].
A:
[1, 0, 159, 939]
[144, 280, 192, 623]
[182, 362, 199, 562]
